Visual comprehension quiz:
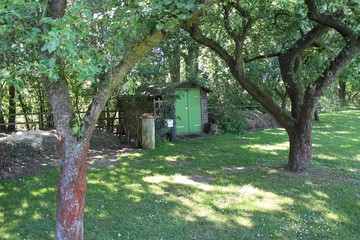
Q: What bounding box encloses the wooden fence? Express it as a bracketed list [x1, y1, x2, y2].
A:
[0, 111, 120, 132]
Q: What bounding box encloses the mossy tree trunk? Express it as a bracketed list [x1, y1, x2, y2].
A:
[41, 1, 166, 238]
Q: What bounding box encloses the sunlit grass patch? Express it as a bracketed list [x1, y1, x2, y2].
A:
[1, 110, 359, 239]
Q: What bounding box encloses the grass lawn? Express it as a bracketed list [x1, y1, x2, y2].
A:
[1, 110, 359, 239]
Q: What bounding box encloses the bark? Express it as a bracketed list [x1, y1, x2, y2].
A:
[56, 141, 89, 240]
[18, 93, 31, 130]
[184, 42, 200, 81]
[278, 24, 328, 118]
[274, 89, 287, 111]
[35, 79, 46, 129]
[314, 107, 320, 121]
[286, 82, 319, 170]
[82, 29, 166, 141]
[350, 92, 359, 102]
[168, 40, 181, 83]
[7, 85, 16, 132]
[42, 67, 86, 239]
[305, 0, 354, 41]
[0, 110, 6, 132]
[106, 104, 111, 131]
[338, 79, 346, 104]
[287, 125, 312, 171]
[281, 95, 287, 112]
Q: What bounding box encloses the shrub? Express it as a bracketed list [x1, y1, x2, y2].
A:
[211, 109, 247, 134]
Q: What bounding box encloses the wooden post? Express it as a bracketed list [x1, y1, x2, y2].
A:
[38, 112, 43, 130]
[141, 113, 155, 150]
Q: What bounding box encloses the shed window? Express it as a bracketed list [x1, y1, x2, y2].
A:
[153, 96, 163, 116]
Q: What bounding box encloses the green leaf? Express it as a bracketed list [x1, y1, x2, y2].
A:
[41, 39, 59, 53]
[40, 17, 53, 24]
[72, 124, 80, 134]
[178, 14, 189, 20]
[48, 57, 56, 68]
[65, 40, 76, 56]
[156, 22, 165, 30]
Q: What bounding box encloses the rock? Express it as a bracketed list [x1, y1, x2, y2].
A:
[204, 123, 218, 135]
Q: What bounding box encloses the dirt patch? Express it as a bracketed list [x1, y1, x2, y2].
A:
[190, 173, 216, 183]
[0, 129, 131, 179]
[243, 110, 280, 131]
[225, 166, 246, 173]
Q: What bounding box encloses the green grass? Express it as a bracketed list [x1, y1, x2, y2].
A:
[1, 110, 359, 239]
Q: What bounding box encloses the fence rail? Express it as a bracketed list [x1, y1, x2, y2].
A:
[0, 111, 120, 131]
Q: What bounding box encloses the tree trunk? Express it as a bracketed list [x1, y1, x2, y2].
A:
[7, 85, 16, 132]
[185, 43, 200, 81]
[287, 121, 313, 171]
[351, 92, 359, 102]
[106, 104, 111, 131]
[43, 73, 90, 239]
[40, 0, 171, 237]
[338, 79, 346, 104]
[167, 39, 181, 83]
[18, 93, 31, 130]
[41, 28, 166, 239]
[281, 95, 287, 111]
[314, 109, 319, 121]
[98, 111, 105, 129]
[56, 140, 89, 239]
[0, 110, 6, 132]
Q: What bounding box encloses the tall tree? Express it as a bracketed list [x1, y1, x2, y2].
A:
[165, 36, 182, 82]
[41, 2, 163, 238]
[1, 0, 202, 238]
[185, 0, 360, 171]
[7, 85, 16, 132]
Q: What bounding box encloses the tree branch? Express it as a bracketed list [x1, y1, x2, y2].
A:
[278, 24, 328, 118]
[298, 44, 357, 129]
[230, 2, 251, 19]
[223, 5, 238, 40]
[225, 3, 254, 69]
[83, 29, 166, 140]
[184, 20, 293, 128]
[48, 0, 67, 19]
[245, 52, 281, 63]
[314, 37, 360, 94]
[285, 24, 329, 58]
[305, 0, 355, 41]
[183, 22, 236, 67]
[240, 18, 254, 43]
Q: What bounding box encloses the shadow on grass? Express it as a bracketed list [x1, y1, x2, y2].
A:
[1, 110, 359, 239]
[0, 172, 58, 239]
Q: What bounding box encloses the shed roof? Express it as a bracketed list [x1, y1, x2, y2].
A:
[136, 81, 211, 97]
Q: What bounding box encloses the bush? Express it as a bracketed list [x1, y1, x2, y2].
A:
[210, 107, 280, 134]
[212, 110, 247, 134]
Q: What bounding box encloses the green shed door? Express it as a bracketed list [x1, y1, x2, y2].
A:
[175, 89, 202, 135]
[187, 89, 202, 133]
[175, 90, 189, 135]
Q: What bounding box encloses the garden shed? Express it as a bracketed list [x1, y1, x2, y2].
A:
[137, 81, 211, 136]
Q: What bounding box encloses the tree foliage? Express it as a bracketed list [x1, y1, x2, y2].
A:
[184, 0, 360, 171]
[1, 0, 359, 238]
